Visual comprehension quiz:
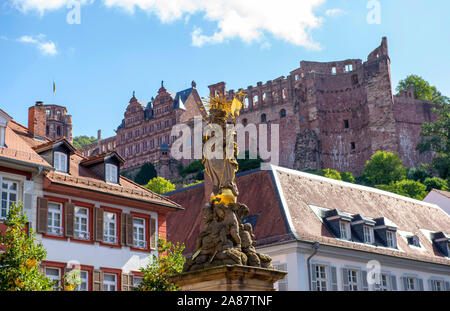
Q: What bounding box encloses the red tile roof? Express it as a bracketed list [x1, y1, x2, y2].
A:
[167, 166, 450, 266]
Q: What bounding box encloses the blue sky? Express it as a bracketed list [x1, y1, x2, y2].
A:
[1, 0, 449, 138]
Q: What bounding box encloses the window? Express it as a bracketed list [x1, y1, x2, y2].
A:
[143, 141, 147, 151]
[105, 164, 118, 184]
[345, 64, 353, 72]
[172, 118, 177, 126]
[135, 130, 139, 137]
[344, 120, 349, 129]
[0, 126, 5, 147]
[46, 267, 61, 291]
[46, 125, 49, 136]
[1, 180, 18, 219]
[387, 231, 397, 248]
[47, 202, 62, 236]
[74, 207, 89, 240]
[165, 120, 169, 128]
[158, 137, 162, 146]
[379, 274, 389, 291]
[363, 226, 374, 244]
[103, 273, 117, 291]
[150, 125, 154, 132]
[150, 140, 154, 149]
[331, 66, 337, 75]
[280, 109, 286, 118]
[46, 109, 51, 116]
[57, 126, 61, 136]
[431, 280, 444, 291]
[340, 221, 351, 240]
[75, 270, 89, 291]
[261, 114, 267, 123]
[242, 118, 248, 126]
[121, 134, 125, 142]
[351, 142, 356, 150]
[157, 122, 162, 130]
[347, 270, 359, 291]
[133, 218, 146, 249]
[54, 151, 67, 173]
[406, 277, 416, 291]
[133, 276, 143, 288]
[315, 265, 328, 291]
[103, 212, 117, 244]
[135, 144, 140, 153]
[407, 236, 420, 247]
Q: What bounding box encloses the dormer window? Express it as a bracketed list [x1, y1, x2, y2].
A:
[105, 164, 118, 184]
[363, 225, 374, 244]
[386, 231, 397, 248]
[340, 221, 351, 240]
[54, 151, 68, 173]
[407, 235, 420, 247]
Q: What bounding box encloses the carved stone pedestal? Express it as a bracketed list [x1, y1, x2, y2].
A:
[171, 265, 287, 291]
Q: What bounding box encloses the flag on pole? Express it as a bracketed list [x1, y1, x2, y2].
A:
[53, 81, 56, 95]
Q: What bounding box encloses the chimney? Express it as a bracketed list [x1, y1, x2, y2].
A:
[28, 102, 47, 140]
[97, 129, 102, 141]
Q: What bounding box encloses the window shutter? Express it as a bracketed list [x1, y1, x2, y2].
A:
[390, 275, 397, 291]
[361, 270, 369, 291]
[36, 197, 48, 234]
[310, 264, 317, 291]
[402, 276, 408, 291]
[418, 278, 424, 291]
[428, 280, 434, 291]
[330, 266, 338, 291]
[126, 214, 134, 247]
[94, 208, 104, 242]
[150, 217, 156, 250]
[64, 202, 75, 237]
[121, 273, 134, 291]
[23, 180, 34, 221]
[92, 270, 104, 291]
[342, 268, 349, 291]
[445, 281, 450, 291]
[120, 213, 127, 245]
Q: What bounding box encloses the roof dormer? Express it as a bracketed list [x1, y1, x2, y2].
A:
[33, 137, 76, 173]
[324, 209, 354, 241]
[0, 109, 13, 148]
[431, 232, 450, 257]
[80, 151, 125, 184]
[374, 217, 398, 249]
[351, 214, 376, 244]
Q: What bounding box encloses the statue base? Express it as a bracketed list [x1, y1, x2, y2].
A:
[170, 265, 287, 291]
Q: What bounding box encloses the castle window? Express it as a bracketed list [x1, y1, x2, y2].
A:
[150, 125, 154, 132]
[345, 64, 353, 72]
[46, 125, 49, 136]
[244, 98, 249, 108]
[344, 120, 349, 128]
[263, 93, 267, 101]
[143, 141, 147, 151]
[331, 66, 337, 75]
[282, 88, 287, 100]
[351, 74, 359, 85]
[136, 144, 140, 153]
[135, 130, 139, 137]
[165, 120, 170, 128]
[261, 114, 267, 123]
[280, 109, 286, 118]
[172, 118, 176, 125]
[253, 95, 259, 105]
[150, 140, 154, 149]
[57, 126, 61, 136]
[46, 109, 51, 116]
[351, 142, 356, 150]
[242, 118, 248, 126]
[157, 122, 162, 130]
[165, 106, 169, 112]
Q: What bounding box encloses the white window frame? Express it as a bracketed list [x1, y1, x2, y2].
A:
[54, 151, 67, 173]
[380, 274, 389, 291]
[133, 276, 143, 288]
[0, 126, 5, 147]
[387, 231, 397, 248]
[105, 164, 118, 184]
[46, 267, 61, 291]
[103, 273, 117, 291]
[340, 221, 351, 240]
[1, 179, 18, 219]
[75, 270, 89, 291]
[406, 277, 416, 291]
[363, 225, 374, 244]
[47, 202, 63, 236]
[345, 64, 353, 72]
[431, 279, 444, 291]
[315, 265, 328, 291]
[74, 206, 89, 240]
[133, 217, 146, 249]
[347, 269, 359, 291]
[103, 212, 117, 244]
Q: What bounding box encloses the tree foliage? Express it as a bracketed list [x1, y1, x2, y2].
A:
[135, 163, 158, 185]
[144, 177, 176, 194]
[183, 180, 203, 188]
[179, 160, 204, 178]
[136, 238, 185, 291]
[422, 177, 448, 192]
[341, 172, 356, 184]
[72, 135, 97, 149]
[375, 180, 428, 201]
[0, 202, 54, 291]
[396, 75, 436, 102]
[363, 151, 407, 186]
[406, 167, 432, 182]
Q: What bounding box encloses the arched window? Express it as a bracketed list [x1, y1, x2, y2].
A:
[242, 118, 248, 126]
[56, 126, 61, 136]
[280, 109, 286, 118]
[261, 114, 267, 123]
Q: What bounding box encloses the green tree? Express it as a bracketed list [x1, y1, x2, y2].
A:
[423, 177, 448, 192]
[417, 100, 450, 179]
[136, 238, 185, 291]
[145, 177, 176, 194]
[135, 163, 158, 185]
[341, 172, 356, 183]
[72, 135, 97, 149]
[183, 180, 203, 188]
[319, 169, 342, 181]
[406, 167, 432, 182]
[179, 160, 204, 178]
[396, 75, 435, 101]
[363, 151, 407, 186]
[376, 180, 428, 201]
[0, 202, 54, 291]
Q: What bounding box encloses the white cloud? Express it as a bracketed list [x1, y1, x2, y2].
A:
[17, 34, 58, 55]
[10, 0, 329, 49]
[325, 8, 346, 17]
